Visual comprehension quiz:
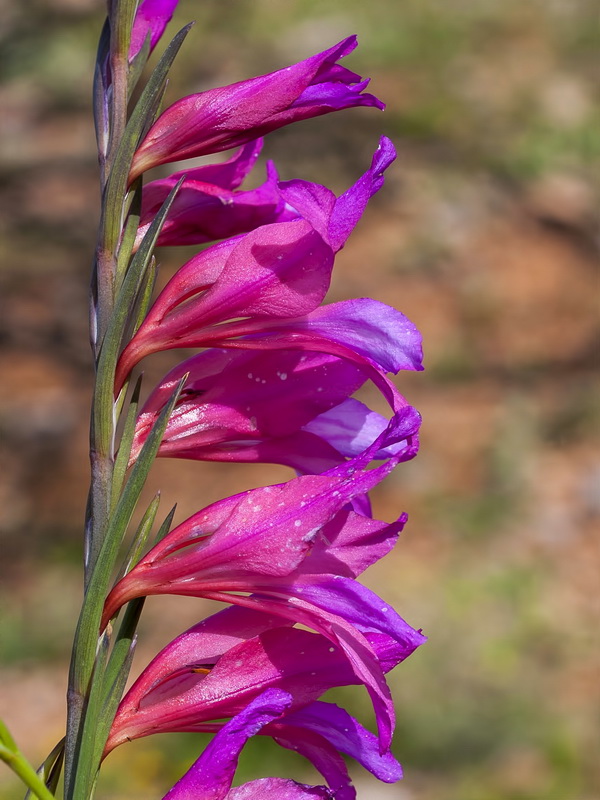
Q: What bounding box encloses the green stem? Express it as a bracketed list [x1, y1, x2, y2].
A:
[0, 742, 56, 800]
[64, 25, 129, 800]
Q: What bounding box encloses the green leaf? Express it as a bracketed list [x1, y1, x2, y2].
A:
[115, 178, 143, 288]
[101, 24, 193, 258]
[120, 492, 160, 577]
[112, 374, 143, 506]
[91, 597, 145, 769]
[104, 375, 185, 566]
[138, 77, 168, 141]
[128, 31, 152, 94]
[70, 600, 145, 796]
[70, 634, 111, 799]
[93, 176, 183, 460]
[72, 375, 186, 706]
[153, 503, 177, 546]
[131, 254, 157, 335]
[43, 743, 64, 796]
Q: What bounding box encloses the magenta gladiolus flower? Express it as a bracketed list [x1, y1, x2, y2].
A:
[115, 138, 421, 395]
[160, 690, 335, 799]
[106, 608, 416, 750]
[129, 36, 383, 181]
[104, 421, 414, 625]
[127, 348, 419, 473]
[103, 423, 421, 748]
[106, 606, 423, 795]
[136, 141, 294, 249]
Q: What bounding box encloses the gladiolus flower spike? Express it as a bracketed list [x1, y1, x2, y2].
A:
[58, 5, 426, 799]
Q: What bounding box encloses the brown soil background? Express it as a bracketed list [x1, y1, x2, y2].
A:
[0, 1, 598, 798]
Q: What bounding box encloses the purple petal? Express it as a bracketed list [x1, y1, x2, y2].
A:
[269, 724, 355, 800]
[301, 508, 406, 578]
[303, 398, 408, 459]
[277, 180, 336, 246]
[236, 575, 425, 748]
[273, 701, 403, 784]
[280, 136, 396, 252]
[129, 0, 179, 61]
[129, 349, 367, 467]
[107, 615, 420, 754]
[164, 140, 265, 190]
[226, 779, 333, 800]
[137, 159, 289, 248]
[328, 136, 396, 251]
[265, 299, 424, 374]
[165, 220, 333, 325]
[163, 689, 292, 800]
[160, 299, 424, 417]
[192, 589, 396, 750]
[284, 575, 422, 647]
[130, 37, 383, 179]
[115, 407, 419, 609]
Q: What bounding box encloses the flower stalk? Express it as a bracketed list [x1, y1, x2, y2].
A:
[0, 721, 58, 800]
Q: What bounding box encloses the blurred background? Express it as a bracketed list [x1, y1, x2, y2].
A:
[0, 1, 599, 798]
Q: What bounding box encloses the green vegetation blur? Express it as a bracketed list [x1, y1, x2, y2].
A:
[0, 1, 598, 798]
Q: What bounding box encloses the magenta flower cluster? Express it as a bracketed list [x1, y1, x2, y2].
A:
[101, 2, 426, 798]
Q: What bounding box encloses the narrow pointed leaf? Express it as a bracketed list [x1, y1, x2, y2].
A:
[44, 745, 64, 796]
[104, 375, 186, 584]
[102, 23, 192, 256]
[71, 379, 185, 734]
[94, 178, 183, 457]
[71, 633, 111, 799]
[91, 598, 145, 770]
[116, 179, 143, 286]
[112, 375, 143, 506]
[128, 32, 152, 95]
[138, 75, 169, 142]
[153, 503, 177, 546]
[121, 492, 160, 577]
[132, 255, 157, 335]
